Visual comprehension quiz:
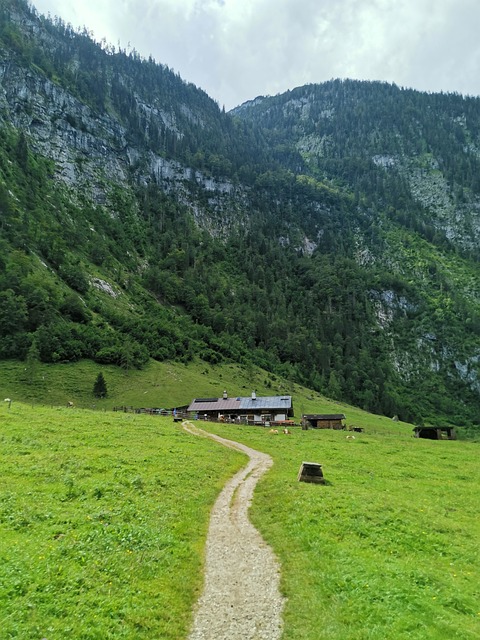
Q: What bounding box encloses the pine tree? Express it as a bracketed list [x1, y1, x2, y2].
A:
[326, 370, 342, 400]
[93, 372, 107, 398]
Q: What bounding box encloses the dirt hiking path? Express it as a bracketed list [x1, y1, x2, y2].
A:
[182, 421, 285, 640]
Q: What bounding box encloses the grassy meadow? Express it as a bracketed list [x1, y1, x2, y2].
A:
[0, 403, 246, 639]
[0, 357, 437, 433]
[203, 422, 480, 640]
[1, 361, 479, 639]
[0, 358, 302, 412]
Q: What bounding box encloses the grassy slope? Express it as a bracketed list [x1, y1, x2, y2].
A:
[0, 358, 413, 433]
[1, 359, 278, 410]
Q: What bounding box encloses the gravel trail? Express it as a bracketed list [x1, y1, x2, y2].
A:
[182, 421, 285, 640]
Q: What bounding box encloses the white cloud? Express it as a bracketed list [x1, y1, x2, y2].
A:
[31, 0, 480, 108]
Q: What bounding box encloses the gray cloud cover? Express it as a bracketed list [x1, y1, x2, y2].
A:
[33, 0, 480, 109]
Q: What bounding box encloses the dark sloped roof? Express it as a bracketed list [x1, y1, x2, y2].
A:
[413, 426, 455, 432]
[188, 398, 241, 412]
[187, 395, 292, 413]
[303, 414, 346, 420]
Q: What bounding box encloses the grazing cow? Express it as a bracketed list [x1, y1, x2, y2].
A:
[283, 428, 291, 434]
[269, 428, 279, 435]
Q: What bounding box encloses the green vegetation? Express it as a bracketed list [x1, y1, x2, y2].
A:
[200, 422, 480, 640]
[92, 372, 107, 398]
[0, 358, 299, 411]
[0, 402, 246, 639]
[1, 403, 478, 639]
[0, 3, 478, 637]
[0, 356, 426, 436]
[0, 0, 478, 430]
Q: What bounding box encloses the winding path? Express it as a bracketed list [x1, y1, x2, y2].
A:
[182, 421, 285, 640]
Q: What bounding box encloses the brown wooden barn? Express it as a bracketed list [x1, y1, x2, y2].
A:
[302, 414, 346, 430]
[413, 426, 456, 440]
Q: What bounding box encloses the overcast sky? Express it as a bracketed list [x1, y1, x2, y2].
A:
[31, 0, 480, 111]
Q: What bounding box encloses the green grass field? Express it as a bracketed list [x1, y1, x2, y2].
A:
[1, 361, 479, 639]
[203, 422, 480, 640]
[0, 403, 246, 639]
[0, 358, 296, 412]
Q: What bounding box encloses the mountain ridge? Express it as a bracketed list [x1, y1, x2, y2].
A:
[0, 0, 479, 429]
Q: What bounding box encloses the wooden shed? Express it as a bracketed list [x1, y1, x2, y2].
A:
[302, 414, 346, 430]
[413, 426, 457, 440]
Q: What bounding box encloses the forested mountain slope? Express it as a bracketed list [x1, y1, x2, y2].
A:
[0, 0, 478, 429]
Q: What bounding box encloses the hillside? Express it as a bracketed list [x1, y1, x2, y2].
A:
[0, 0, 479, 430]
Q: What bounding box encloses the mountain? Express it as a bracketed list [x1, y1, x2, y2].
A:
[0, 0, 479, 430]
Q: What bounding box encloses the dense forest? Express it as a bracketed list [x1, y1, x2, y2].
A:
[0, 0, 479, 430]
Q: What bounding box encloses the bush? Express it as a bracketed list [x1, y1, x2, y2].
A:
[95, 340, 149, 370]
[60, 293, 91, 323]
[59, 263, 89, 294]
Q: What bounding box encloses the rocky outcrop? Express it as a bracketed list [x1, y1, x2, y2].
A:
[0, 46, 241, 233]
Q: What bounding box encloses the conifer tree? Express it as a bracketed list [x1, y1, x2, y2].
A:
[93, 372, 107, 398]
[15, 131, 28, 171]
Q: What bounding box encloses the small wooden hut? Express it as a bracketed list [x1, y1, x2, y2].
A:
[413, 426, 457, 440]
[302, 414, 346, 430]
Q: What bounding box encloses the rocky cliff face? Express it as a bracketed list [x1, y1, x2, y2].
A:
[232, 83, 480, 409]
[0, 1, 243, 235]
[0, 49, 128, 193]
[0, 44, 243, 229]
[235, 83, 480, 255]
[402, 158, 480, 252]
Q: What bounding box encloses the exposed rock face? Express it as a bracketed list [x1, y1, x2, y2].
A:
[91, 278, 119, 298]
[0, 48, 239, 229]
[404, 160, 480, 251]
[0, 50, 127, 190]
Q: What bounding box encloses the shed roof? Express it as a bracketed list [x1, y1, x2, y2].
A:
[303, 414, 346, 420]
[413, 426, 454, 431]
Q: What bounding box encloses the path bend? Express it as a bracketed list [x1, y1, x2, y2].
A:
[182, 421, 285, 640]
